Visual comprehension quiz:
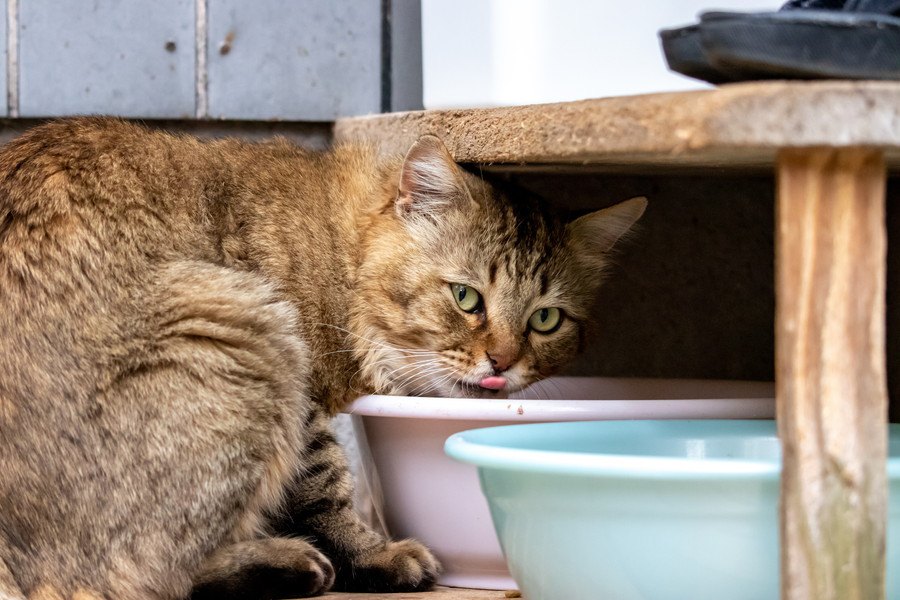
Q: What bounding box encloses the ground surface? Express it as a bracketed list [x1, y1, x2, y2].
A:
[324, 587, 521, 599]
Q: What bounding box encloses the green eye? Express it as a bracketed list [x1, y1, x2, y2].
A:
[529, 307, 562, 333]
[450, 283, 482, 313]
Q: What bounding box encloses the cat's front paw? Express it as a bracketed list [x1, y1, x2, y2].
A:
[335, 539, 440, 593]
[191, 538, 335, 600]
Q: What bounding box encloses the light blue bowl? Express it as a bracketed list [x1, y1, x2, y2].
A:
[445, 420, 900, 600]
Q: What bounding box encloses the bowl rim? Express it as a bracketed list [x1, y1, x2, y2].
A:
[445, 420, 900, 480]
[445, 419, 781, 480]
[347, 396, 777, 422]
[347, 377, 775, 422]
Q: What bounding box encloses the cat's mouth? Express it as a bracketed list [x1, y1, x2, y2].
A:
[388, 353, 524, 398]
[442, 372, 529, 399]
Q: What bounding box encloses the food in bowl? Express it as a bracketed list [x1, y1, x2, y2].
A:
[347, 377, 774, 589]
[445, 419, 900, 600]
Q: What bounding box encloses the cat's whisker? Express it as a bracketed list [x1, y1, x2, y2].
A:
[399, 359, 456, 396]
[309, 324, 449, 394]
[316, 348, 426, 365]
[427, 365, 457, 389]
[387, 365, 438, 387]
[319, 345, 434, 361]
[385, 353, 442, 372]
[348, 351, 453, 397]
[397, 360, 449, 393]
[428, 366, 463, 398]
[339, 343, 448, 396]
[449, 383, 462, 398]
[448, 374, 462, 398]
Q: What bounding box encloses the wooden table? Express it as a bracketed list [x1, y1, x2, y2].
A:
[336, 81, 900, 600]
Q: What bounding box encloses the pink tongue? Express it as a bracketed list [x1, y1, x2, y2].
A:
[479, 376, 508, 390]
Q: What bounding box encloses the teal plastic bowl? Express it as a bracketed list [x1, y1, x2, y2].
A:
[445, 420, 900, 600]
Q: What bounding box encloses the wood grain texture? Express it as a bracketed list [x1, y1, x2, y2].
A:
[336, 81, 900, 170]
[776, 148, 888, 600]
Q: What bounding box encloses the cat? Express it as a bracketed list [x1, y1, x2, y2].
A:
[0, 117, 645, 600]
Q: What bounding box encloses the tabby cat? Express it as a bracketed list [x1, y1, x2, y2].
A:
[0, 118, 645, 599]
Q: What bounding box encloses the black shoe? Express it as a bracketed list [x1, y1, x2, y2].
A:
[660, 0, 900, 83]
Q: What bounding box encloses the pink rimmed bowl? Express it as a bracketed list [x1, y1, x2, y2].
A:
[346, 377, 775, 589]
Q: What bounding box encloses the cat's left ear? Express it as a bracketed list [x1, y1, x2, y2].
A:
[396, 135, 471, 221]
[567, 196, 648, 259]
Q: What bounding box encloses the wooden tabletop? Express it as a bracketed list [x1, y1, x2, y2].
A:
[335, 81, 900, 170]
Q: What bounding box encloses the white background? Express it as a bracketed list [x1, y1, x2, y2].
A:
[422, 0, 781, 109]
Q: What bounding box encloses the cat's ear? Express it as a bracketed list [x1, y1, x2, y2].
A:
[567, 196, 647, 260]
[396, 135, 469, 221]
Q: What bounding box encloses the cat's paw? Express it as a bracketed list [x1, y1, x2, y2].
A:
[191, 538, 335, 600]
[283, 545, 335, 597]
[335, 539, 440, 593]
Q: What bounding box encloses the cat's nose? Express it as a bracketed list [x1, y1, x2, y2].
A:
[487, 351, 513, 373]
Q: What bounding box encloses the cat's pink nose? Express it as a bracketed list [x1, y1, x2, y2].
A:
[487, 351, 513, 373]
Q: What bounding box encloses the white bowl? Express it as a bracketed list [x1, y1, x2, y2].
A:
[346, 377, 775, 589]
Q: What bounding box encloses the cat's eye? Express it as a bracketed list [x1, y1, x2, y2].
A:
[450, 283, 482, 313]
[529, 307, 562, 333]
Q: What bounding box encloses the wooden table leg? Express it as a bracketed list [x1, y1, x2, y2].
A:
[776, 148, 888, 600]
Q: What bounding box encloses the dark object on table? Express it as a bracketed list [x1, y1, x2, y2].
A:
[660, 0, 900, 83]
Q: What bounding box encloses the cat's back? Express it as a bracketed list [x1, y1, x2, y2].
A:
[0, 117, 223, 298]
[0, 119, 232, 401]
[0, 118, 359, 407]
[0, 117, 214, 233]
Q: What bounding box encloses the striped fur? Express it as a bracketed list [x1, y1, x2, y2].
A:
[0, 119, 642, 599]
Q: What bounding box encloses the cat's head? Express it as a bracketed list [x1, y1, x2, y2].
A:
[352, 135, 646, 398]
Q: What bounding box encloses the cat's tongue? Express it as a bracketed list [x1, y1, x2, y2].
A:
[478, 376, 508, 391]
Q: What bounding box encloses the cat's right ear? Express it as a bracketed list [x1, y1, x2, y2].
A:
[567, 196, 648, 262]
[396, 135, 469, 222]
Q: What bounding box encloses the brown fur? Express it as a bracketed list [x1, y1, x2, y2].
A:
[0, 119, 644, 599]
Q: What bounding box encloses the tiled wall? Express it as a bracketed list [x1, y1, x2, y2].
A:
[3, 0, 421, 120]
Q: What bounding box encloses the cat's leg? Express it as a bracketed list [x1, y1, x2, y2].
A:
[190, 538, 333, 600]
[145, 263, 338, 600]
[268, 407, 440, 593]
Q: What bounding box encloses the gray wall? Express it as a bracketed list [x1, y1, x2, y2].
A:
[3, 0, 422, 120]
